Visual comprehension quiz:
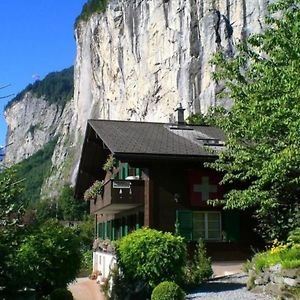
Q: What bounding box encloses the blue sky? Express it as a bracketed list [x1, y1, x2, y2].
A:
[0, 0, 87, 146]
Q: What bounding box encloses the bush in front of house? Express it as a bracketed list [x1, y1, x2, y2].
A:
[106, 228, 186, 299]
[50, 288, 73, 300]
[151, 281, 185, 300]
[183, 238, 213, 288]
[117, 228, 186, 289]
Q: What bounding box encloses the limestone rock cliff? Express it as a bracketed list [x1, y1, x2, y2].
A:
[73, 0, 269, 137]
[5, 0, 269, 197]
[4, 94, 63, 164]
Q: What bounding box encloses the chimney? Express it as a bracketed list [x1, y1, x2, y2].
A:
[175, 103, 185, 125]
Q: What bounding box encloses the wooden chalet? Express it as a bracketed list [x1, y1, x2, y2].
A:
[75, 112, 261, 266]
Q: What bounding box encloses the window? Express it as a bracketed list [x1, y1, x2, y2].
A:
[177, 210, 221, 241]
[193, 212, 221, 240]
[118, 162, 141, 179]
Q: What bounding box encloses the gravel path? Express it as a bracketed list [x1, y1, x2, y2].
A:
[186, 273, 272, 300]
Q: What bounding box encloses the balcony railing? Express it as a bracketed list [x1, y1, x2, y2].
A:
[90, 179, 144, 214]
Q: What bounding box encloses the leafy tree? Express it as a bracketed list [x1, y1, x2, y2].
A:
[34, 198, 61, 223]
[58, 185, 87, 221]
[78, 215, 94, 247]
[210, 0, 300, 241]
[16, 220, 82, 296]
[0, 167, 25, 287]
[186, 107, 227, 126]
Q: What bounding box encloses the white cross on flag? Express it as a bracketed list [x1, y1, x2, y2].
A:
[188, 170, 222, 206]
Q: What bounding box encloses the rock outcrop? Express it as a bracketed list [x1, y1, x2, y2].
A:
[4, 94, 63, 164]
[73, 0, 269, 136]
[4, 0, 269, 196]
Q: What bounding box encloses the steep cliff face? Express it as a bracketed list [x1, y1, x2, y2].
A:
[5, 0, 269, 197]
[73, 0, 269, 138]
[4, 67, 74, 167]
[4, 94, 63, 164]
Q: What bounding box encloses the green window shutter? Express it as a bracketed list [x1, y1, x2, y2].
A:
[102, 222, 107, 240]
[111, 223, 115, 240]
[107, 221, 112, 240]
[119, 225, 123, 238]
[223, 211, 240, 242]
[123, 163, 129, 179]
[124, 224, 129, 236]
[135, 168, 141, 178]
[176, 210, 193, 240]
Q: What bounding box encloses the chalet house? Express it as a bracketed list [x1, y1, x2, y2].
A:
[75, 110, 260, 276]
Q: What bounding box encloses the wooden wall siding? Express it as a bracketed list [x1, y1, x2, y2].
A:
[143, 168, 153, 227]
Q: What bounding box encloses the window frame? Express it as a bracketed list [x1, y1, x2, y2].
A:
[177, 210, 222, 241]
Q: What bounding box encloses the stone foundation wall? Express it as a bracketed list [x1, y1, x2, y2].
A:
[248, 264, 300, 298]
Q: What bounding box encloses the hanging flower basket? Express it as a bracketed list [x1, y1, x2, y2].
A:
[84, 180, 104, 201]
[102, 154, 117, 172]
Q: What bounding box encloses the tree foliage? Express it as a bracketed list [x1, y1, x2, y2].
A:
[75, 0, 108, 26]
[186, 107, 226, 126]
[58, 185, 87, 221]
[0, 167, 25, 286]
[16, 220, 82, 295]
[210, 0, 300, 240]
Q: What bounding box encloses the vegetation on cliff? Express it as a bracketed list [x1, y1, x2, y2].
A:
[16, 137, 58, 203]
[6, 66, 74, 109]
[75, 0, 108, 26]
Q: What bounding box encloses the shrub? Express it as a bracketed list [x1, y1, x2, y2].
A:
[79, 250, 93, 276]
[117, 228, 186, 289]
[151, 281, 185, 300]
[16, 220, 82, 295]
[50, 288, 73, 300]
[183, 239, 213, 288]
[288, 227, 300, 246]
[251, 240, 300, 272]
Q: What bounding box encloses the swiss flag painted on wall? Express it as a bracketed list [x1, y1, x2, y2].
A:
[188, 170, 223, 207]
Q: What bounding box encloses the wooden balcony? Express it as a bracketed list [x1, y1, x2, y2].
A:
[90, 179, 144, 214]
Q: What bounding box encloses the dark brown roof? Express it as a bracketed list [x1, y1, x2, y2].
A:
[88, 119, 225, 159]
